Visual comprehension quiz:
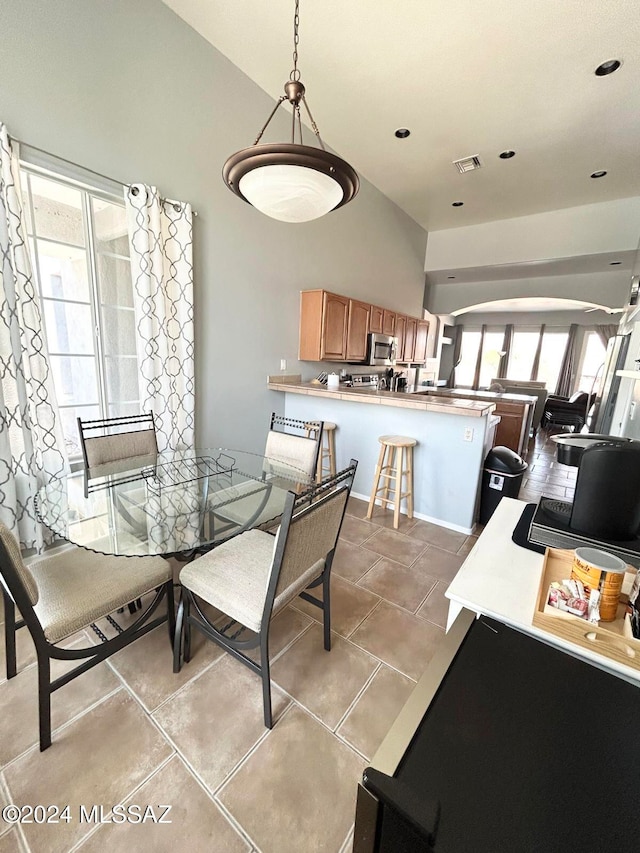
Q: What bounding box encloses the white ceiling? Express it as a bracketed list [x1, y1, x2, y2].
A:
[162, 0, 640, 232]
[454, 297, 624, 314]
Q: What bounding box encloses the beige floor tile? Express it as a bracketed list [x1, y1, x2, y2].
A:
[0, 626, 36, 685]
[416, 582, 450, 628]
[291, 576, 380, 638]
[362, 505, 418, 534]
[271, 624, 378, 729]
[339, 516, 379, 546]
[243, 606, 314, 664]
[77, 755, 249, 853]
[153, 655, 289, 792]
[337, 665, 415, 760]
[4, 689, 172, 853]
[362, 528, 426, 567]
[346, 496, 369, 519]
[0, 830, 22, 853]
[349, 601, 445, 681]
[406, 520, 468, 553]
[0, 637, 120, 767]
[219, 705, 364, 853]
[109, 623, 223, 712]
[411, 547, 464, 584]
[357, 557, 437, 613]
[331, 540, 381, 583]
[457, 535, 478, 558]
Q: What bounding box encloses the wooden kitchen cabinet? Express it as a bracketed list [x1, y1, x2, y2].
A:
[299, 290, 348, 361]
[346, 299, 370, 362]
[394, 314, 407, 360]
[382, 309, 396, 336]
[402, 317, 417, 363]
[413, 320, 430, 363]
[369, 305, 384, 334]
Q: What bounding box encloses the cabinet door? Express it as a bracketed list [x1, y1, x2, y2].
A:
[382, 309, 396, 336]
[395, 315, 407, 360]
[413, 320, 429, 363]
[493, 402, 526, 455]
[403, 318, 417, 363]
[369, 305, 384, 334]
[320, 292, 349, 360]
[346, 299, 370, 362]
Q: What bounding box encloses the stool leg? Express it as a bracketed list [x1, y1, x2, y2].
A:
[393, 446, 403, 529]
[328, 429, 336, 478]
[382, 445, 394, 510]
[367, 443, 386, 519]
[406, 445, 414, 520]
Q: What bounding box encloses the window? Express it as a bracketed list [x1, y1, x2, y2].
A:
[455, 330, 481, 387]
[478, 331, 505, 389]
[506, 330, 540, 381]
[576, 331, 606, 395]
[537, 330, 569, 392]
[21, 168, 140, 459]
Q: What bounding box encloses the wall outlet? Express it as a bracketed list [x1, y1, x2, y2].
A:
[280, 359, 287, 371]
[463, 427, 474, 442]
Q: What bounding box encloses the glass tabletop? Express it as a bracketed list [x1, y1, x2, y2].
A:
[35, 448, 314, 558]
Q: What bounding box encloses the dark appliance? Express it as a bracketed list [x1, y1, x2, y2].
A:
[529, 441, 640, 566]
[551, 432, 637, 466]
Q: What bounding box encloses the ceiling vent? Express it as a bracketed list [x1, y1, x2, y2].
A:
[453, 155, 482, 174]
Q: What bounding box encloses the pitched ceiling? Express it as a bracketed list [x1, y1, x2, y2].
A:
[162, 0, 640, 233]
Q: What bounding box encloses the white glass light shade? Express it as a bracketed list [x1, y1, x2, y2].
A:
[239, 164, 344, 223]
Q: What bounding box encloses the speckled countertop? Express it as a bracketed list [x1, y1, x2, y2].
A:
[267, 381, 496, 418]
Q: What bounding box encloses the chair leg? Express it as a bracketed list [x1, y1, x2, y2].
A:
[173, 598, 185, 673]
[3, 590, 17, 680]
[183, 595, 192, 664]
[322, 569, 332, 651]
[37, 653, 52, 751]
[166, 581, 176, 643]
[259, 631, 273, 729]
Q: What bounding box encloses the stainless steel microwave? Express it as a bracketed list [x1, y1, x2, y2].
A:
[363, 333, 397, 366]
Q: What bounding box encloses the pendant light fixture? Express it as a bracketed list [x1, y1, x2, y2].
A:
[223, 0, 359, 223]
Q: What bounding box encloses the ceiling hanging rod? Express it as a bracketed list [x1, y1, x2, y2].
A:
[9, 136, 198, 216]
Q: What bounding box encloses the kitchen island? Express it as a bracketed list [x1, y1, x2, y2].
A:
[267, 379, 499, 533]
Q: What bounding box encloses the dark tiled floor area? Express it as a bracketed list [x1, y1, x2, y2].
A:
[0, 428, 567, 852]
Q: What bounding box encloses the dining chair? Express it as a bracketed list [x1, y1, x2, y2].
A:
[265, 413, 324, 480]
[173, 460, 357, 728]
[77, 412, 158, 471]
[0, 523, 173, 751]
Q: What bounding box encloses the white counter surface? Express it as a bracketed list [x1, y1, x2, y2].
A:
[446, 498, 640, 685]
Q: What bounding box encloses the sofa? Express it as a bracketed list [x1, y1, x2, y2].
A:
[489, 378, 549, 435]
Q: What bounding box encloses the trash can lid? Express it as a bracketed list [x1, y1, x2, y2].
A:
[484, 446, 528, 474]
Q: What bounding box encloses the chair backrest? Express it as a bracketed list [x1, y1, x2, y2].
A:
[264, 413, 323, 479]
[78, 412, 157, 469]
[0, 523, 39, 607]
[263, 460, 357, 621]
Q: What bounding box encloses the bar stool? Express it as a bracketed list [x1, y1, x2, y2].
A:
[305, 421, 337, 482]
[366, 435, 416, 529]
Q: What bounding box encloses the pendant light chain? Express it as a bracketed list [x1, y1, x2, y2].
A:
[290, 0, 301, 81]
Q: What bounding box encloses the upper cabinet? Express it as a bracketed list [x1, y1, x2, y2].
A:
[299, 289, 428, 363]
[369, 305, 384, 334]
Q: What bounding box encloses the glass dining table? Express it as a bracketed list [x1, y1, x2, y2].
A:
[35, 448, 315, 559]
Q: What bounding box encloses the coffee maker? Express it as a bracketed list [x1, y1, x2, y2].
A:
[529, 440, 640, 567]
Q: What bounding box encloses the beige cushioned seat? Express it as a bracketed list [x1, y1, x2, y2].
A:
[29, 548, 169, 643]
[180, 529, 325, 633]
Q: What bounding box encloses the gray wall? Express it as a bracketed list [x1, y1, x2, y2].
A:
[0, 0, 427, 451]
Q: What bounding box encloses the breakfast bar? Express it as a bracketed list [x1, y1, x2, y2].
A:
[268, 379, 499, 533]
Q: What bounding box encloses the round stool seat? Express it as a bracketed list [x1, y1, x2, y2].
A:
[322, 422, 336, 431]
[378, 435, 417, 448]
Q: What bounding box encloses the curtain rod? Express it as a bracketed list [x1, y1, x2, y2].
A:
[10, 137, 198, 216]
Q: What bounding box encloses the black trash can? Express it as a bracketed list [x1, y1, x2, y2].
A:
[479, 446, 528, 525]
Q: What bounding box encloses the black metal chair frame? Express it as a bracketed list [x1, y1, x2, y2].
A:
[77, 411, 158, 471]
[268, 413, 324, 480]
[173, 460, 357, 728]
[1, 539, 175, 751]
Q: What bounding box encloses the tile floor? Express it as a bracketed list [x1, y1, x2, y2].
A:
[0, 428, 570, 853]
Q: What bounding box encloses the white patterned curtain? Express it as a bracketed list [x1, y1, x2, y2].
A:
[124, 184, 195, 451]
[0, 124, 67, 550]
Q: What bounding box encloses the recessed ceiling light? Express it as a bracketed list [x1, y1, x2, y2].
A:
[610, 261, 621, 265]
[499, 150, 516, 159]
[591, 170, 607, 178]
[395, 128, 410, 139]
[447, 276, 456, 279]
[452, 201, 464, 207]
[595, 59, 621, 77]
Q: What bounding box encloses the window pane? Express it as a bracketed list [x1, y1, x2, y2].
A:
[59, 405, 100, 458]
[42, 300, 94, 354]
[105, 356, 140, 403]
[479, 331, 505, 389]
[537, 332, 568, 392]
[36, 239, 90, 301]
[109, 401, 143, 419]
[97, 254, 133, 307]
[50, 356, 99, 406]
[101, 306, 137, 356]
[577, 332, 606, 394]
[20, 172, 33, 234]
[92, 197, 130, 256]
[30, 174, 85, 246]
[507, 331, 539, 381]
[456, 331, 481, 387]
